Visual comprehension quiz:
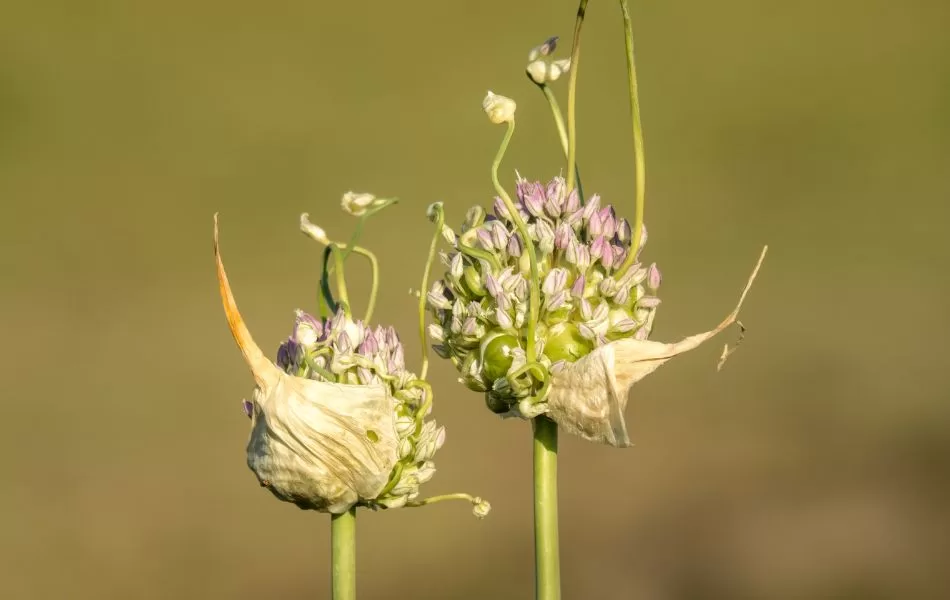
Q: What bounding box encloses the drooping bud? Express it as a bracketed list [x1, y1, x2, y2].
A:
[483, 91, 517, 124]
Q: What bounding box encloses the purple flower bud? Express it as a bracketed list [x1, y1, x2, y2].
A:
[565, 236, 581, 264]
[385, 326, 400, 348]
[494, 196, 511, 221]
[276, 338, 300, 370]
[544, 290, 569, 312]
[611, 319, 639, 333]
[521, 182, 546, 217]
[581, 194, 601, 222]
[617, 218, 632, 243]
[512, 276, 528, 302]
[579, 298, 593, 320]
[614, 284, 631, 305]
[293, 311, 323, 347]
[336, 332, 353, 354]
[476, 228, 494, 250]
[598, 206, 617, 238]
[564, 208, 583, 228]
[599, 277, 619, 297]
[554, 222, 574, 250]
[611, 245, 626, 269]
[427, 283, 453, 310]
[507, 233, 523, 257]
[394, 343, 407, 368]
[575, 245, 591, 269]
[542, 267, 569, 295]
[647, 263, 662, 291]
[570, 274, 586, 298]
[578, 323, 596, 340]
[545, 177, 566, 216]
[485, 272, 503, 298]
[496, 308, 514, 329]
[490, 221, 509, 249]
[242, 399, 253, 418]
[589, 236, 609, 260]
[637, 296, 661, 309]
[358, 329, 379, 355]
[329, 310, 345, 334]
[449, 252, 464, 280]
[588, 211, 604, 237]
[536, 219, 556, 254]
[564, 188, 580, 214]
[461, 317, 479, 336]
[598, 246, 614, 271]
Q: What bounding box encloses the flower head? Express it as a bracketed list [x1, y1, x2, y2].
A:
[426, 175, 659, 413]
[215, 216, 448, 513]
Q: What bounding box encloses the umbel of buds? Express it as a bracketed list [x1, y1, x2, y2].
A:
[427, 175, 660, 414]
[274, 309, 445, 510]
[214, 215, 482, 515]
[426, 175, 767, 446]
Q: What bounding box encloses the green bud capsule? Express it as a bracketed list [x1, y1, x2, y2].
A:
[480, 332, 520, 383]
[544, 322, 593, 364]
[463, 265, 486, 297]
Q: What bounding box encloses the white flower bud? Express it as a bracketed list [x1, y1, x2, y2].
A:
[482, 91, 516, 124]
[300, 213, 330, 245]
[341, 191, 382, 217]
[526, 60, 548, 85]
[548, 58, 571, 81]
[472, 497, 491, 519]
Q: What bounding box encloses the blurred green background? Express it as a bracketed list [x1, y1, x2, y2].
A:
[2, 0, 949, 598]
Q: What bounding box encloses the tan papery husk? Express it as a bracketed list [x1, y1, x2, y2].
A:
[214, 214, 399, 513]
[545, 247, 768, 447]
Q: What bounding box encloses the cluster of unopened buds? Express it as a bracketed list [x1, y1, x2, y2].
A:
[273, 309, 446, 510]
[427, 176, 662, 417]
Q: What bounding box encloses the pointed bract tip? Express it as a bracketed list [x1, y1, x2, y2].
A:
[213, 216, 281, 391]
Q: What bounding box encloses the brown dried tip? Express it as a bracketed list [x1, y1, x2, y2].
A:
[213, 213, 281, 390]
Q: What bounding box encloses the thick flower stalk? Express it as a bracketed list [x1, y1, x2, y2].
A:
[427, 174, 661, 418]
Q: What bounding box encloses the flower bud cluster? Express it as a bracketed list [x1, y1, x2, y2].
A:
[272, 309, 446, 509]
[426, 175, 662, 413]
[526, 36, 571, 85]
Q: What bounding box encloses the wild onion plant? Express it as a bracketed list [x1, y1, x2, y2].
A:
[213, 196, 488, 600]
[424, 2, 767, 598]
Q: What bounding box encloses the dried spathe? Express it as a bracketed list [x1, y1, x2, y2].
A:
[544, 247, 768, 446]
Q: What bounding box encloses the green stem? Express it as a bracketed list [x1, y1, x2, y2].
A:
[330, 509, 356, 600]
[539, 84, 586, 206]
[491, 120, 541, 363]
[351, 246, 379, 322]
[565, 0, 589, 193]
[540, 85, 570, 155]
[329, 244, 351, 316]
[419, 205, 445, 380]
[533, 416, 560, 600]
[615, 0, 647, 278]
